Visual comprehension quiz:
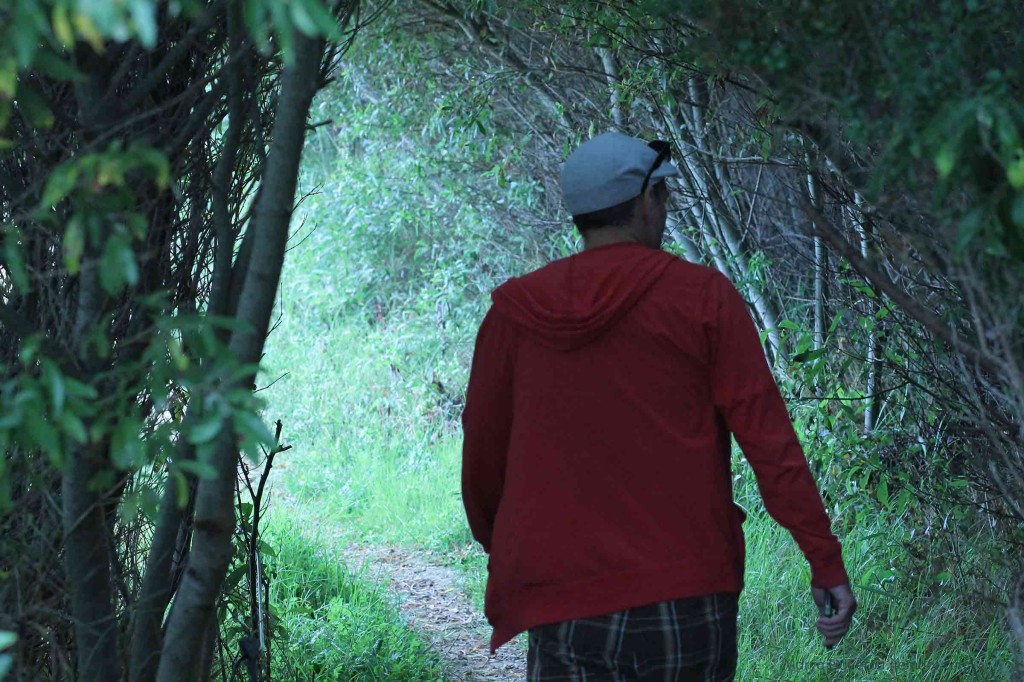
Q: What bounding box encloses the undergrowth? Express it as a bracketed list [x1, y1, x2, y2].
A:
[266, 517, 445, 681]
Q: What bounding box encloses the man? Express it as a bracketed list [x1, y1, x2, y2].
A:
[461, 131, 856, 680]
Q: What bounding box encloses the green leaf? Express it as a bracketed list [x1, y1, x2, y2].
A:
[0, 58, 16, 98]
[131, 146, 170, 189]
[130, 0, 159, 48]
[111, 418, 144, 470]
[168, 335, 189, 370]
[169, 0, 205, 18]
[0, 631, 15, 677]
[934, 144, 955, 179]
[119, 241, 139, 286]
[58, 412, 88, 444]
[791, 347, 826, 364]
[289, 0, 319, 35]
[0, 457, 11, 511]
[140, 487, 161, 521]
[96, 154, 127, 187]
[171, 467, 189, 507]
[42, 361, 65, 416]
[42, 162, 80, 207]
[98, 242, 123, 293]
[895, 488, 913, 515]
[243, 0, 272, 54]
[268, 1, 293, 59]
[291, 0, 342, 40]
[72, 11, 107, 52]
[52, 5, 76, 47]
[125, 212, 148, 239]
[20, 337, 45, 368]
[234, 409, 275, 460]
[876, 477, 889, 508]
[187, 415, 224, 445]
[64, 215, 85, 274]
[32, 49, 83, 82]
[15, 83, 54, 129]
[955, 207, 985, 258]
[99, 234, 138, 293]
[13, 4, 41, 67]
[3, 233, 29, 292]
[24, 408, 63, 466]
[223, 564, 248, 592]
[0, 99, 10, 132]
[176, 458, 217, 479]
[63, 377, 98, 400]
[118, 489, 143, 521]
[1009, 149, 1024, 190]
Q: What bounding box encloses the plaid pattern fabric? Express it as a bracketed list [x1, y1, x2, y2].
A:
[526, 593, 738, 681]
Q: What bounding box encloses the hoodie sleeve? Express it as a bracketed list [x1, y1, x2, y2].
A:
[707, 272, 849, 589]
[461, 307, 517, 554]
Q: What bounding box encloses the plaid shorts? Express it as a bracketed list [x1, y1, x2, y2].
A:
[526, 593, 739, 681]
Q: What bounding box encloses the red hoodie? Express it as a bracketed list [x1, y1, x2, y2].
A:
[461, 242, 848, 653]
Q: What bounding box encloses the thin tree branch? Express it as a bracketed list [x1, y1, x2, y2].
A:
[801, 197, 1004, 378]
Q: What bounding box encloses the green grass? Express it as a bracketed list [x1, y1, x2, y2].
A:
[263, 318, 467, 549]
[266, 514, 446, 681]
[443, 512, 1014, 680]
[736, 521, 1011, 680]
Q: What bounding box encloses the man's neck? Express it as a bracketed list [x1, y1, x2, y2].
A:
[581, 226, 644, 251]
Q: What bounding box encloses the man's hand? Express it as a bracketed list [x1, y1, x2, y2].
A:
[812, 583, 857, 649]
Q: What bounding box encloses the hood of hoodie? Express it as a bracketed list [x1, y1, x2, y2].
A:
[491, 242, 676, 351]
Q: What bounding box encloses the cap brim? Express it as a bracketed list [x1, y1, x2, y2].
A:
[650, 161, 681, 183]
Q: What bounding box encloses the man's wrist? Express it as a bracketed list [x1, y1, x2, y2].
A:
[809, 558, 849, 589]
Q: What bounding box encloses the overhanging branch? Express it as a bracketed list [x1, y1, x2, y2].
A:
[801, 197, 1003, 378]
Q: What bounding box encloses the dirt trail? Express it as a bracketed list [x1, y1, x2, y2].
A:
[342, 543, 525, 682]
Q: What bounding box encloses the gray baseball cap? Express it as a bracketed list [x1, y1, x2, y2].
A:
[560, 131, 681, 216]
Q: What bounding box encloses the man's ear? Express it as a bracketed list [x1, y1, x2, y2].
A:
[636, 190, 653, 223]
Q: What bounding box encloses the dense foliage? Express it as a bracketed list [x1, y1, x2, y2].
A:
[0, 1, 358, 680]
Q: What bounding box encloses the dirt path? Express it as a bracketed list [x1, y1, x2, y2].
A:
[342, 543, 526, 682]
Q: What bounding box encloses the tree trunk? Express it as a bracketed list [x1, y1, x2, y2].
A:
[598, 47, 624, 130]
[209, 3, 246, 321]
[666, 213, 705, 264]
[128, 437, 196, 682]
[63, 263, 120, 682]
[676, 77, 786, 367]
[853, 196, 882, 433]
[806, 169, 828, 353]
[155, 29, 327, 682]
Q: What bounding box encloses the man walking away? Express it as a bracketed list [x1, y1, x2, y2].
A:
[461, 131, 856, 681]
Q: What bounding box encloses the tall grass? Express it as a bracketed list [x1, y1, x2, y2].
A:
[263, 317, 466, 549]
